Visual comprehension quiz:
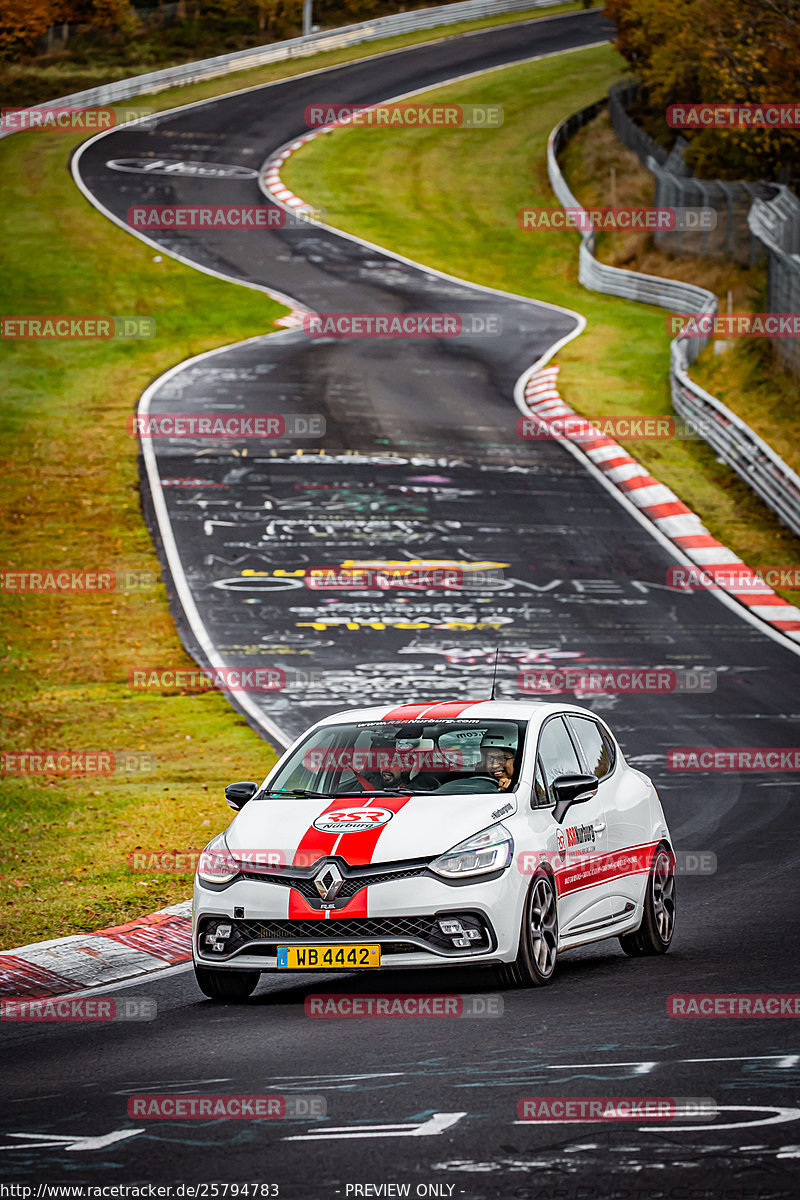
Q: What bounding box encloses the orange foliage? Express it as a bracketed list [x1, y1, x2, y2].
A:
[606, 0, 800, 182]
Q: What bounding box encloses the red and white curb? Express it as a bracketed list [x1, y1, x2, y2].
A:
[0, 901, 192, 999]
[525, 365, 800, 642]
[263, 138, 317, 209]
[261, 102, 402, 210]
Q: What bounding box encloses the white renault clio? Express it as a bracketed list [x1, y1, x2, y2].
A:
[193, 700, 676, 1000]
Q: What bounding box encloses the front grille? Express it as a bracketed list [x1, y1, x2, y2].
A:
[238, 859, 430, 908]
[235, 915, 439, 943]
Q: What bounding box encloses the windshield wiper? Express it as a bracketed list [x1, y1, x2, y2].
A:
[263, 787, 422, 799]
[262, 788, 331, 798]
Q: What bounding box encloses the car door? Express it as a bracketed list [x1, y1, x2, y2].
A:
[534, 714, 612, 939]
[565, 714, 647, 924]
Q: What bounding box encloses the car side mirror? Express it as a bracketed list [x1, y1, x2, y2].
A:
[552, 773, 599, 824]
[224, 780, 258, 811]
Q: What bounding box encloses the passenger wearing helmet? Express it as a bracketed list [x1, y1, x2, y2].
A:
[364, 734, 440, 792]
[480, 733, 517, 791]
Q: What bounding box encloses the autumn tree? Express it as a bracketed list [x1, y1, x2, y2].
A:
[606, 0, 800, 182]
[62, 0, 137, 32]
[0, 0, 60, 54]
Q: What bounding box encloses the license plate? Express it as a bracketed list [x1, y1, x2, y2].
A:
[276, 944, 380, 969]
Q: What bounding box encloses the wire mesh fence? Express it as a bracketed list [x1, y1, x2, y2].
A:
[548, 100, 800, 541]
[649, 157, 773, 266]
[606, 83, 800, 377]
[609, 82, 772, 265]
[749, 187, 800, 377]
[608, 81, 668, 167]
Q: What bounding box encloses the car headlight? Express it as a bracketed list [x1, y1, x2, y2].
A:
[430, 823, 513, 879]
[197, 833, 238, 885]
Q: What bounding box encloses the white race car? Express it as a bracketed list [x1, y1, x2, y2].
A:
[193, 700, 676, 1000]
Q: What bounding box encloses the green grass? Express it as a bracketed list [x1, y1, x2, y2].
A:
[282, 42, 800, 601]
[0, 123, 289, 949]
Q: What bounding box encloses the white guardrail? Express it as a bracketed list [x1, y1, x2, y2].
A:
[548, 101, 800, 540]
[0, 0, 567, 137]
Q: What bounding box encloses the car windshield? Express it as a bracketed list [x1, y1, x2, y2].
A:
[265, 719, 527, 797]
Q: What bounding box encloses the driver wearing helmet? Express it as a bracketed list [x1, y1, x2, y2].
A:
[480, 733, 517, 791]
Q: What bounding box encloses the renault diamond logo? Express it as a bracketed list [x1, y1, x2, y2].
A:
[314, 862, 343, 901]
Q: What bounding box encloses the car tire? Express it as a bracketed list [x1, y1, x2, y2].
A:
[194, 963, 260, 1001]
[619, 843, 676, 956]
[497, 871, 559, 988]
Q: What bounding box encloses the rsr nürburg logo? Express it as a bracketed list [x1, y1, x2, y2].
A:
[312, 807, 394, 833]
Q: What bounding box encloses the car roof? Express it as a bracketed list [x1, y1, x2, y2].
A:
[313, 699, 605, 727]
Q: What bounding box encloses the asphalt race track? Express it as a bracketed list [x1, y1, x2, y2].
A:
[3, 9, 799, 1198]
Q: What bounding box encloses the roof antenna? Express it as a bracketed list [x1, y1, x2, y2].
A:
[489, 647, 500, 700]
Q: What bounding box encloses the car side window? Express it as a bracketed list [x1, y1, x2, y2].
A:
[536, 716, 583, 801]
[533, 757, 549, 807]
[568, 717, 615, 780]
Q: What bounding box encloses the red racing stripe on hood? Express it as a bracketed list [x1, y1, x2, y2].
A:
[288, 797, 412, 919]
[291, 795, 413, 869]
[332, 794, 412, 867]
[291, 797, 351, 868]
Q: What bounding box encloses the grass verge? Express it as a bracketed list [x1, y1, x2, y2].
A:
[281, 42, 800, 602]
[0, 125, 290, 950]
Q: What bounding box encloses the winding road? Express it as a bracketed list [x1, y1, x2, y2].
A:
[2, 10, 799, 1197]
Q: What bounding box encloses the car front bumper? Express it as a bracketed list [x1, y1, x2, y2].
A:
[192, 867, 524, 971]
